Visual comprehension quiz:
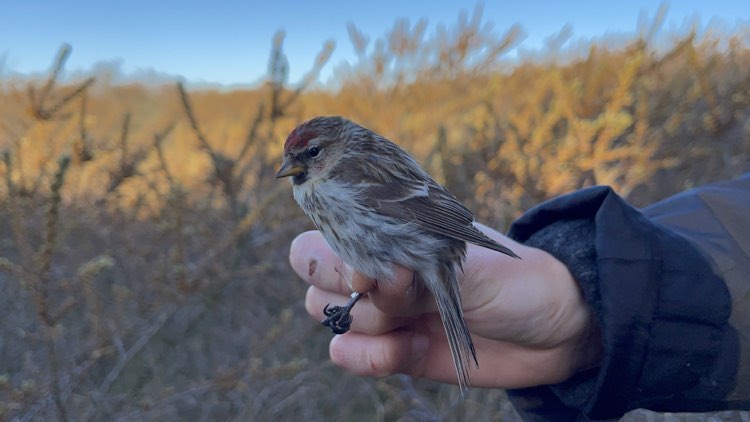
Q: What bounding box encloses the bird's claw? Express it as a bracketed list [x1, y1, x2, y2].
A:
[321, 292, 363, 335]
[322, 304, 353, 334]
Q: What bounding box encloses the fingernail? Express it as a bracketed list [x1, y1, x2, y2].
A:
[412, 334, 429, 356]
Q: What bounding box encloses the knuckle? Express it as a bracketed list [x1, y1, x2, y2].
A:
[366, 343, 396, 377]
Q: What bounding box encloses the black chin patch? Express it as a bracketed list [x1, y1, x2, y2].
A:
[292, 172, 308, 185]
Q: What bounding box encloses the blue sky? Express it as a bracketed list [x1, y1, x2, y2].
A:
[1, 1, 748, 86]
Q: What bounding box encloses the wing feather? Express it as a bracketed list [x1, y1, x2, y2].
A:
[334, 132, 519, 258]
[369, 182, 519, 258]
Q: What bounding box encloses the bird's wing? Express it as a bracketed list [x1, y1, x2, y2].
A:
[334, 136, 518, 258]
[362, 178, 519, 258]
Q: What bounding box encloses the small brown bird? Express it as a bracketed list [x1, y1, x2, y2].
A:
[276, 116, 519, 391]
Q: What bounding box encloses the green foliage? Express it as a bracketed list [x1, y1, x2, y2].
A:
[0, 8, 749, 421]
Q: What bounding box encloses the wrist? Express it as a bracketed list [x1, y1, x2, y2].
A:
[567, 296, 603, 374]
[544, 252, 604, 381]
[518, 217, 603, 377]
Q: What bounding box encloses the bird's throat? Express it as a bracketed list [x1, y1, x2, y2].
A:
[292, 172, 308, 185]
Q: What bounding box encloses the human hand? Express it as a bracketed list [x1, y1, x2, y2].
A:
[289, 224, 602, 388]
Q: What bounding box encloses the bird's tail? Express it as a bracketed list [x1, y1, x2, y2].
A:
[428, 261, 477, 394]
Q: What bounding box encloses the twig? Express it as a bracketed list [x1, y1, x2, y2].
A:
[153, 122, 176, 186]
[236, 103, 265, 165]
[187, 185, 284, 284]
[113, 381, 213, 422]
[73, 94, 94, 164]
[96, 312, 170, 396]
[37, 156, 70, 281]
[177, 82, 213, 152]
[2, 151, 34, 266]
[177, 82, 240, 214]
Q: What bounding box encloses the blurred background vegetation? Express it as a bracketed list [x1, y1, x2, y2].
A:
[1, 5, 749, 421]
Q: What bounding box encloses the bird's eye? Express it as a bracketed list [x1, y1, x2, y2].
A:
[308, 147, 320, 157]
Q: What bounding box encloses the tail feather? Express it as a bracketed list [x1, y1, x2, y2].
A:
[428, 261, 477, 393]
[470, 229, 521, 259]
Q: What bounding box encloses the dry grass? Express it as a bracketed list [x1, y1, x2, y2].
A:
[1, 8, 749, 421]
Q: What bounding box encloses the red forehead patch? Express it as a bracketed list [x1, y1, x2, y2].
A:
[284, 126, 317, 151]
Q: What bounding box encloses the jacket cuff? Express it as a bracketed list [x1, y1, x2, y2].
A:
[506, 186, 736, 420]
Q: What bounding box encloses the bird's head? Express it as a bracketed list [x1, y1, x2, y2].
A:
[275, 116, 349, 185]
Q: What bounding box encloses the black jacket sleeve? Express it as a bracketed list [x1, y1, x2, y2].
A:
[505, 173, 750, 420]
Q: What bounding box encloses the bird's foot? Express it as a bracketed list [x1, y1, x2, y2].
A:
[322, 292, 363, 334]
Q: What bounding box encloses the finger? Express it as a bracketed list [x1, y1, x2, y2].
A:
[329, 319, 574, 388]
[327, 315, 466, 383]
[289, 230, 352, 294]
[367, 266, 434, 317]
[329, 330, 431, 378]
[291, 231, 430, 316]
[305, 286, 406, 335]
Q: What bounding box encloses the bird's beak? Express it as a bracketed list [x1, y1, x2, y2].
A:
[275, 157, 305, 178]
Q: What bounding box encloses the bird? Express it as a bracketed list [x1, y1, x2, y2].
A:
[276, 115, 519, 391]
